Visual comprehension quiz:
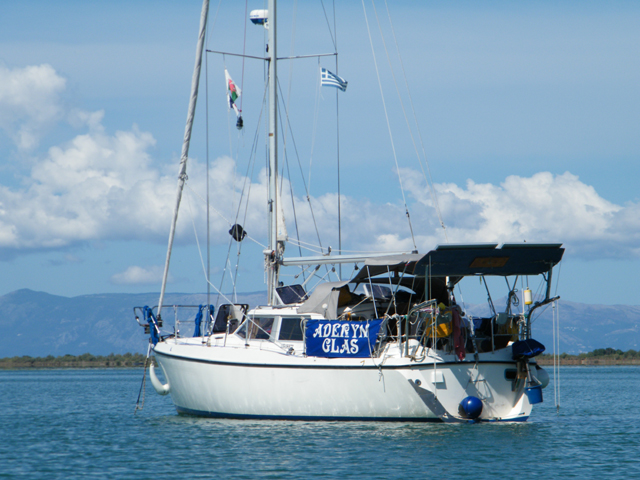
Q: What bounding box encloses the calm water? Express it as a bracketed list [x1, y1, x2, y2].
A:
[1, 367, 639, 479]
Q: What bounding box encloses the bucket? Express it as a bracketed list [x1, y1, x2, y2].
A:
[525, 385, 543, 404]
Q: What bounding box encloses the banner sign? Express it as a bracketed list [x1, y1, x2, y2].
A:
[305, 319, 384, 358]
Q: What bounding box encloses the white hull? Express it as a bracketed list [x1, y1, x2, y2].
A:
[153, 338, 534, 422]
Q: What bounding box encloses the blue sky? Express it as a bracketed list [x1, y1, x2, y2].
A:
[0, 0, 639, 305]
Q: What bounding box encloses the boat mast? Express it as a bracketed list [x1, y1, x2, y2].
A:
[157, 0, 210, 319]
[266, 0, 280, 305]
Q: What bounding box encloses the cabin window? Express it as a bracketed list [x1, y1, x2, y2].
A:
[279, 317, 304, 341]
[236, 317, 274, 340]
[252, 317, 274, 339]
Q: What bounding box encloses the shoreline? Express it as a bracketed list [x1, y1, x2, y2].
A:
[3, 348, 640, 369]
[0, 353, 146, 370]
[537, 358, 640, 366]
[3, 356, 640, 369]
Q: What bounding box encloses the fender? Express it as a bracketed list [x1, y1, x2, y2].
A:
[533, 364, 550, 389]
[150, 362, 171, 395]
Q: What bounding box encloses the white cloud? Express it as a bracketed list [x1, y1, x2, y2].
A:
[0, 64, 66, 151]
[0, 115, 165, 248]
[402, 169, 634, 257]
[2, 113, 639, 261]
[111, 265, 168, 285]
[1, 63, 639, 263]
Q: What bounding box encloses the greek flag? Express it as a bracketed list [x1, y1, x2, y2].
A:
[321, 68, 347, 92]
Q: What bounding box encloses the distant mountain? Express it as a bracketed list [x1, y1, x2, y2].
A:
[0, 289, 266, 357]
[0, 289, 638, 356]
[464, 298, 640, 354]
[530, 300, 640, 353]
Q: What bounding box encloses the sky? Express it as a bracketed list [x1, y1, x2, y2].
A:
[0, 0, 639, 305]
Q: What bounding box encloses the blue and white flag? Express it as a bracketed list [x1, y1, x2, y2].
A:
[321, 68, 348, 92]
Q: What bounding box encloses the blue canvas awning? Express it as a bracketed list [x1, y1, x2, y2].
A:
[415, 243, 564, 277]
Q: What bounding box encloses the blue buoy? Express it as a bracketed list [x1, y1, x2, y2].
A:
[459, 396, 483, 420]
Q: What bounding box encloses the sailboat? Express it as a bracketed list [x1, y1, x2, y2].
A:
[136, 0, 564, 422]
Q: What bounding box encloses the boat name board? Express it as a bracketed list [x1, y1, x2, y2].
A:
[305, 320, 383, 358]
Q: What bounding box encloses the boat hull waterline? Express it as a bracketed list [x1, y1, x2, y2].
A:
[153, 340, 534, 422]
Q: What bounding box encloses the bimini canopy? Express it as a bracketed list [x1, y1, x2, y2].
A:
[351, 253, 424, 282]
[415, 243, 564, 277]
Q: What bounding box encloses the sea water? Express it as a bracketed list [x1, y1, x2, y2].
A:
[1, 366, 639, 479]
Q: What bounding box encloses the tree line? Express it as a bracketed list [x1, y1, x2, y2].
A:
[540, 348, 640, 360]
[537, 348, 640, 365]
[0, 352, 147, 369]
[1, 348, 639, 369]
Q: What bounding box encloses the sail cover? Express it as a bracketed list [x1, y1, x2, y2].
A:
[298, 281, 350, 318]
[276, 181, 288, 242]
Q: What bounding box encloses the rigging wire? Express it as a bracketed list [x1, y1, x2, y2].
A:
[204, 2, 224, 298]
[276, 77, 326, 253]
[207, 0, 223, 42]
[553, 259, 562, 413]
[361, 0, 417, 252]
[552, 300, 558, 412]
[278, 0, 297, 200]
[187, 187, 257, 308]
[186, 188, 230, 293]
[185, 182, 267, 251]
[288, 236, 418, 255]
[206, 35, 211, 308]
[203, 2, 226, 307]
[134, 343, 152, 414]
[555, 300, 561, 413]
[313, 0, 342, 270]
[275, 85, 306, 279]
[276, 77, 332, 279]
[195, 3, 362, 309]
[554, 259, 563, 297]
[240, 0, 249, 113]
[230, 84, 269, 296]
[223, 55, 234, 160]
[215, 81, 269, 305]
[283, 0, 298, 142]
[319, 0, 337, 51]
[283, 154, 305, 282]
[184, 182, 243, 308]
[306, 266, 339, 293]
[308, 59, 323, 195]
[286, 238, 326, 254]
[381, 0, 447, 241]
[332, 0, 342, 279]
[157, 0, 210, 319]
